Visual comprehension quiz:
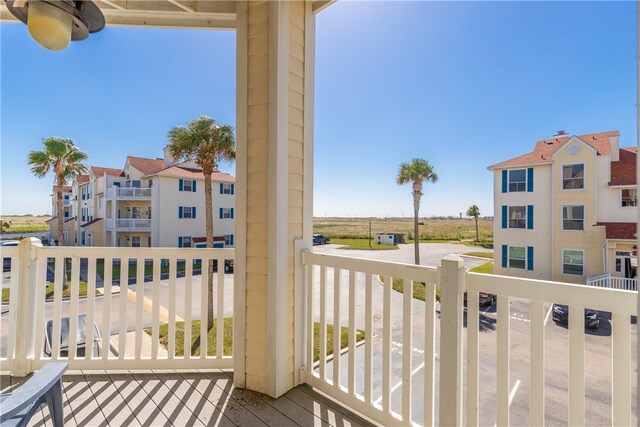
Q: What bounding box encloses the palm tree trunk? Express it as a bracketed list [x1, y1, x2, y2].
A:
[475, 217, 479, 242]
[204, 171, 215, 330]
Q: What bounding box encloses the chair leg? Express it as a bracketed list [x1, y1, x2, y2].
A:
[44, 380, 65, 427]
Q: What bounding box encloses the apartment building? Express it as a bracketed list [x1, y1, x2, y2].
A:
[489, 130, 637, 284]
[53, 149, 236, 249]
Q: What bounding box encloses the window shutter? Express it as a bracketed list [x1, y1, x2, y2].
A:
[231, 184, 235, 195]
[178, 206, 183, 218]
[231, 208, 234, 219]
[178, 236, 183, 247]
[502, 206, 508, 229]
[220, 182, 224, 193]
[527, 205, 534, 229]
[192, 207, 196, 219]
[220, 208, 223, 219]
[179, 179, 183, 191]
[230, 234, 234, 246]
[192, 180, 196, 192]
[502, 245, 508, 268]
[502, 170, 508, 193]
[527, 246, 534, 271]
[527, 168, 534, 192]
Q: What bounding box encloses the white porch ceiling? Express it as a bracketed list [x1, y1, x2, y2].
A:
[0, 0, 334, 30]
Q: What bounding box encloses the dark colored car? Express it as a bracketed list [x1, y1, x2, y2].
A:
[552, 304, 600, 329]
[464, 292, 497, 306]
[313, 234, 330, 245]
[213, 259, 234, 273]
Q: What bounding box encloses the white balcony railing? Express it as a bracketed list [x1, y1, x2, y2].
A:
[2, 239, 234, 373]
[105, 218, 152, 231]
[587, 273, 637, 291]
[105, 187, 151, 200]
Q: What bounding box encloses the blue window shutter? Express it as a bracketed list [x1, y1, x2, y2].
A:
[192, 206, 196, 219]
[527, 246, 534, 271]
[178, 206, 183, 218]
[527, 205, 534, 229]
[220, 208, 223, 219]
[231, 208, 234, 219]
[179, 179, 183, 191]
[501, 206, 508, 229]
[230, 234, 234, 246]
[178, 237, 183, 247]
[527, 168, 534, 192]
[501, 170, 508, 193]
[502, 245, 508, 268]
[192, 180, 196, 192]
[231, 184, 235, 195]
[220, 183, 224, 194]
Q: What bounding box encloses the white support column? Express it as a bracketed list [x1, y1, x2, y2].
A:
[438, 255, 465, 427]
[14, 238, 42, 376]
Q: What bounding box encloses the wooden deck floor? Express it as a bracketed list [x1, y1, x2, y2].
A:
[1, 370, 372, 427]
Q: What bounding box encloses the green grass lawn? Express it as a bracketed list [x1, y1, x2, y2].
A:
[379, 275, 440, 302]
[313, 323, 365, 362]
[469, 261, 493, 274]
[3, 223, 49, 233]
[463, 252, 494, 259]
[331, 238, 398, 250]
[2, 281, 98, 303]
[149, 319, 364, 362]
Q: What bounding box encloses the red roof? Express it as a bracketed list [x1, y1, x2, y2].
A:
[193, 236, 226, 243]
[596, 222, 637, 240]
[127, 156, 165, 175]
[489, 131, 620, 169]
[76, 175, 89, 184]
[609, 148, 637, 186]
[91, 166, 124, 177]
[146, 165, 235, 183]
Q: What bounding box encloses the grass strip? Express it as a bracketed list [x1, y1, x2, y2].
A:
[469, 261, 493, 274]
[463, 252, 494, 259]
[380, 275, 440, 302]
[331, 238, 398, 250]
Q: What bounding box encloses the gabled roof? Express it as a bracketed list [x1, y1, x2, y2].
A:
[193, 236, 226, 244]
[145, 165, 236, 183]
[610, 148, 637, 186]
[488, 130, 620, 170]
[76, 175, 89, 184]
[596, 222, 637, 240]
[127, 156, 165, 175]
[91, 166, 124, 177]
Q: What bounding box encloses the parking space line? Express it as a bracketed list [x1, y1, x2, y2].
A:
[544, 304, 553, 326]
[373, 361, 426, 405]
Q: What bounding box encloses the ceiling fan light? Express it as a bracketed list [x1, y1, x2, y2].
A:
[27, 1, 72, 51]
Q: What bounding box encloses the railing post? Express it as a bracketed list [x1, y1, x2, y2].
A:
[438, 255, 465, 426]
[294, 238, 308, 385]
[14, 237, 42, 376]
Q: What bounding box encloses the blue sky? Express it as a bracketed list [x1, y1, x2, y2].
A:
[1, 1, 637, 217]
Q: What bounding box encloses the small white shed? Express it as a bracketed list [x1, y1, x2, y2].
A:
[375, 233, 407, 245]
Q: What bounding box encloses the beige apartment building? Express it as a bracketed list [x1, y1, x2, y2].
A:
[489, 130, 637, 284]
[52, 149, 236, 249]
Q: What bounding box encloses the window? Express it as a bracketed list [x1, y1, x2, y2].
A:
[562, 205, 584, 230]
[132, 180, 141, 188]
[220, 183, 234, 194]
[562, 164, 584, 189]
[179, 179, 196, 192]
[148, 179, 153, 188]
[563, 249, 584, 276]
[131, 206, 141, 219]
[621, 189, 637, 207]
[179, 236, 192, 248]
[148, 236, 151, 247]
[508, 246, 526, 269]
[131, 236, 140, 247]
[615, 251, 632, 273]
[508, 169, 526, 192]
[220, 208, 234, 219]
[183, 206, 193, 219]
[508, 206, 526, 229]
[224, 234, 234, 246]
[179, 206, 196, 219]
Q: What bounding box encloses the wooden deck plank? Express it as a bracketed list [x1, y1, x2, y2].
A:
[109, 373, 171, 426]
[83, 373, 142, 427]
[62, 374, 109, 427]
[131, 371, 205, 426]
[289, 385, 371, 427]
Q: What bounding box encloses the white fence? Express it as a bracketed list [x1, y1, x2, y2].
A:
[587, 273, 637, 291]
[2, 238, 233, 374]
[302, 252, 638, 426]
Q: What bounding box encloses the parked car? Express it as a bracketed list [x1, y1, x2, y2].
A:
[2, 240, 19, 272]
[313, 234, 330, 245]
[552, 304, 600, 329]
[464, 291, 497, 306]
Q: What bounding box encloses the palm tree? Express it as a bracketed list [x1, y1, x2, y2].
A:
[168, 115, 235, 330]
[28, 138, 88, 246]
[396, 158, 438, 265]
[466, 204, 481, 242]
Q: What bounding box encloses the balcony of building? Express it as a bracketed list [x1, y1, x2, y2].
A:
[105, 186, 152, 201]
[2, 240, 637, 426]
[105, 217, 152, 232]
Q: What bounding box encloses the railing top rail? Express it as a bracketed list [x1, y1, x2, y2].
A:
[587, 273, 611, 282]
[304, 251, 438, 284]
[467, 272, 637, 315]
[1, 247, 19, 257]
[35, 246, 235, 259]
